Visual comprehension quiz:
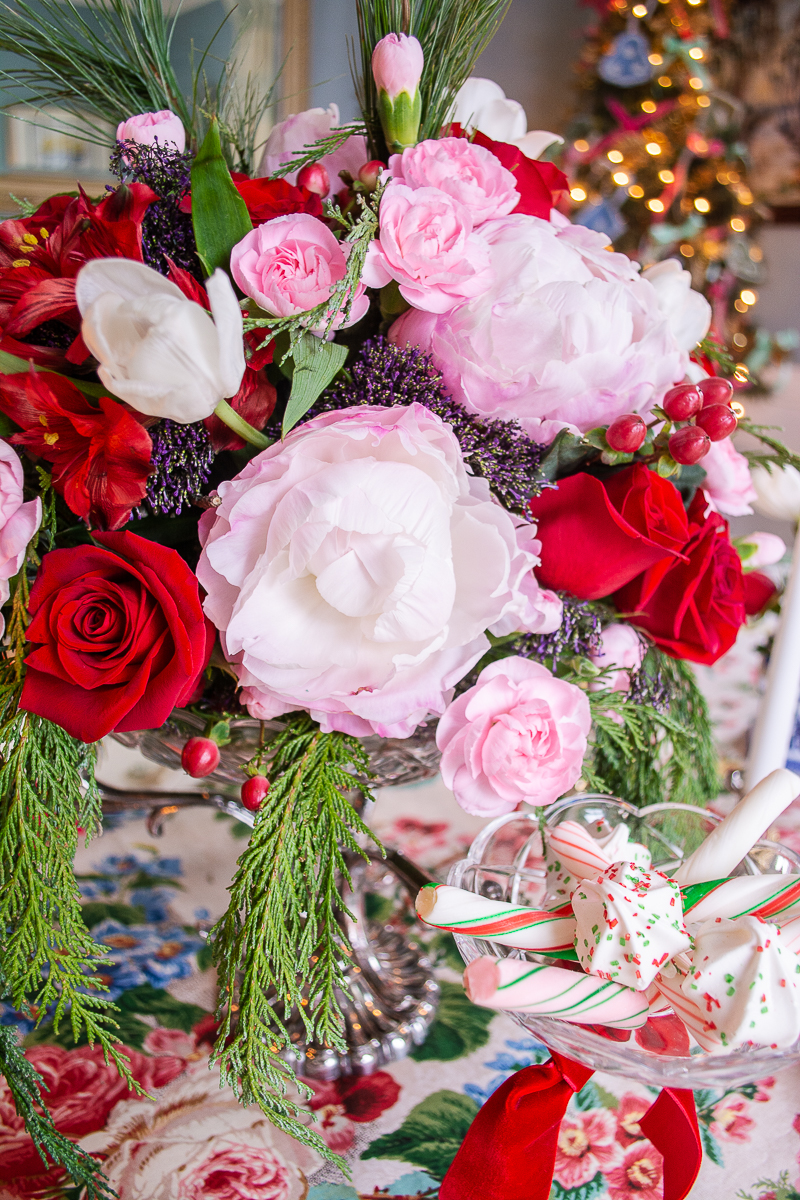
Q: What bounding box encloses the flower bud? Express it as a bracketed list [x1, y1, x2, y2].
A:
[116, 110, 185, 153]
[297, 162, 330, 196]
[372, 33, 424, 153]
[357, 159, 385, 190]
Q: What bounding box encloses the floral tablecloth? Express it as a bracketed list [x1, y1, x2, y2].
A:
[1, 742, 800, 1200]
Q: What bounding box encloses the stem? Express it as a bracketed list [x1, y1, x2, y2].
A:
[213, 399, 272, 450]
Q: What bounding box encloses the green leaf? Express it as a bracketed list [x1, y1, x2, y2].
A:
[197, 941, 214, 971]
[80, 901, 147, 929]
[411, 980, 494, 1062]
[282, 334, 348, 436]
[551, 1172, 607, 1200]
[699, 1120, 725, 1168]
[115, 983, 208, 1032]
[362, 1090, 479, 1180]
[657, 453, 680, 478]
[191, 118, 253, 277]
[538, 428, 599, 481]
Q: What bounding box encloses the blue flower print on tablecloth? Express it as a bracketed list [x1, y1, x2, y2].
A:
[91, 918, 203, 998]
[128, 886, 174, 922]
[93, 853, 182, 881]
[464, 1035, 551, 1107]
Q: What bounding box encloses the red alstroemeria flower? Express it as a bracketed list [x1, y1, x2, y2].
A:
[0, 182, 156, 367]
[0, 369, 152, 529]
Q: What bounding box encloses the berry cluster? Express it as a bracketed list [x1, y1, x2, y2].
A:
[606, 377, 736, 467]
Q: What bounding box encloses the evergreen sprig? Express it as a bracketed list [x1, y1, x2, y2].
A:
[0, 1016, 115, 1199]
[210, 713, 381, 1159]
[270, 122, 369, 180]
[737, 418, 800, 474]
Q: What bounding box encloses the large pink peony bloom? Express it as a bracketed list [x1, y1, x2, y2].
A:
[258, 103, 367, 200]
[230, 214, 368, 329]
[0, 440, 41, 637]
[390, 212, 684, 440]
[702, 435, 758, 516]
[362, 182, 492, 313]
[388, 137, 519, 225]
[197, 404, 561, 738]
[436, 655, 591, 815]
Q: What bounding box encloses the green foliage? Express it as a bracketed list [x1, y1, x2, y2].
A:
[574, 1079, 619, 1111]
[353, 0, 511, 159]
[283, 335, 349, 436]
[26, 983, 208, 1053]
[737, 1172, 800, 1200]
[0, 1021, 116, 1199]
[738, 418, 800, 474]
[191, 119, 253, 277]
[537, 428, 599, 481]
[362, 1089, 479, 1180]
[269, 122, 368, 181]
[211, 712, 381, 1159]
[698, 1119, 725, 1168]
[584, 654, 719, 808]
[551, 1174, 607, 1200]
[410, 980, 493, 1063]
[79, 901, 147, 929]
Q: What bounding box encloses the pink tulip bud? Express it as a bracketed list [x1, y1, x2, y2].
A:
[371, 33, 424, 102]
[297, 162, 330, 196]
[116, 110, 186, 153]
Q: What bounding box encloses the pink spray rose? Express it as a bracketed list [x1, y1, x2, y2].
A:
[589, 624, 645, 693]
[230, 214, 368, 329]
[197, 404, 561, 739]
[116, 110, 186, 152]
[701, 435, 758, 516]
[258, 104, 367, 200]
[436, 655, 591, 815]
[0, 441, 40, 636]
[371, 32, 424, 100]
[362, 182, 492, 314]
[390, 212, 683, 440]
[389, 137, 520, 225]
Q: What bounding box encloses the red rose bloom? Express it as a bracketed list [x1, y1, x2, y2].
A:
[471, 131, 568, 218]
[0, 369, 152, 529]
[21, 531, 213, 741]
[615, 493, 746, 665]
[743, 569, 777, 616]
[529, 464, 689, 600]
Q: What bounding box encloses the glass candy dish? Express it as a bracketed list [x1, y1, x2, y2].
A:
[448, 796, 800, 1088]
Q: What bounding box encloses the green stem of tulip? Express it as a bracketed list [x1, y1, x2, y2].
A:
[213, 399, 272, 449]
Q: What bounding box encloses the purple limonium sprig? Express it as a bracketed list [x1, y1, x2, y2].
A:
[516, 594, 604, 666]
[144, 419, 214, 516]
[110, 138, 198, 277]
[628, 660, 671, 713]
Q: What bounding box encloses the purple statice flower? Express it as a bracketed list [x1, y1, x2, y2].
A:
[110, 138, 198, 276]
[516, 594, 604, 667]
[628, 660, 671, 713]
[304, 337, 549, 513]
[144, 420, 214, 516]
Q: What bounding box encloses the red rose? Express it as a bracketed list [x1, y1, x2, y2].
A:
[743, 569, 777, 616]
[528, 465, 689, 600]
[471, 131, 568, 218]
[20, 531, 213, 741]
[615, 494, 746, 665]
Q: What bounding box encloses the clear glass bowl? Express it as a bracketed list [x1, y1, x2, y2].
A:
[448, 796, 800, 1088]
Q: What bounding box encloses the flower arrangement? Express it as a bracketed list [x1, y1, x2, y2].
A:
[0, 0, 798, 1190]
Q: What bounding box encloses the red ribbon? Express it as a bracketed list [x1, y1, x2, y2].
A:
[439, 1052, 702, 1200]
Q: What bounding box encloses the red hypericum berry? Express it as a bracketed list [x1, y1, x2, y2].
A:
[181, 737, 221, 778]
[241, 775, 270, 812]
[357, 159, 384, 190]
[606, 414, 647, 453]
[698, 376, 734, 407]
[662, 383, 703, 421]
[695, 403, 738, 441]
[668, 425, 711, 465]
[297, 162, 330, 196]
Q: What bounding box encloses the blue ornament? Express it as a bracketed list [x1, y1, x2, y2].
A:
[575, 195, 627, 242]
[598, 27, 653, 88]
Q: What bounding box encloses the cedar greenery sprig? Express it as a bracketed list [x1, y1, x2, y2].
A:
[210, 712, 381, 1159]
[737, 418, 800, 475]
[270, 122, 369, 180]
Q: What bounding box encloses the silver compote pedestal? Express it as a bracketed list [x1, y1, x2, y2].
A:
[100, 709, 441, 1080]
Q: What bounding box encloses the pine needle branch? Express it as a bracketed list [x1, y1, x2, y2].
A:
[210, 712, 382, 1161]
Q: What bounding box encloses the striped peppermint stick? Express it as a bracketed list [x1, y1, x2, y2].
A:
[463, 956, 649, 1028]
[415, 884, 576, 951]
[653, 969, 722, 1053]
[681, 874, 800, 924]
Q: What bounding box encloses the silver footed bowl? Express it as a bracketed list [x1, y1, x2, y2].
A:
[448, 795, 800, 1089]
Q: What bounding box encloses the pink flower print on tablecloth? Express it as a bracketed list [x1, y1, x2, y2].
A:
[710, 1096, 755, 1144]
[553, 1108, 622, 1191]
[303, 1070, 401, 1153]
[605, 1139, 664, 1200]
[614, 1093, 651, 1147]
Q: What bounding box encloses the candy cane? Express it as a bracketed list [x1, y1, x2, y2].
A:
[674, 769, 800, 887]
[681, 874, 800, 925]
[653, 969, 723, 1054]
[463, 956, 649, 1028]
[415, 884, 576, 952]
[776, 913, 800, 954]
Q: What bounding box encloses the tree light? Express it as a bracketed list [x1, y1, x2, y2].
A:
[731, 400, 746, 418]
[733, 333, 747, 348]
[574, 139, 589, 152]
[730, 217, 746, 232]
[607, 149, 624, 163]
[570, 187, 587, 202]
[740, 289, 758, 305]
[697, 95, 711, 107]
[689, 77, 704, 90]
[680, 244, 695, 257]
[658, 75, 672, 87]
[649, 53, 663, 65]
[632, 3, 648, 14]
[659, 169, 675, 183]
[641, 100, 657, 113]
[734, 298, 748, 313]
[628, 185, 645, 198]
[688, 47, 704, 59]
[647, 199, 665, 212]
[645, 142, 662, 155]
[612, 172, 629, 185]
[694, 197, 710, 213]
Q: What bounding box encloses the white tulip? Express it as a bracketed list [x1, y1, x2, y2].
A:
[751, 463, 800, 522]
[642, 259, 711, 352]
[76, 259, 246, 424]
[450, 77, 562, 159]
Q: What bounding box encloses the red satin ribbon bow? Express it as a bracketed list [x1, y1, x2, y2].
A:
[439, 1051, 702, 1200]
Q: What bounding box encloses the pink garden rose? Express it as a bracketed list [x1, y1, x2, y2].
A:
[702, 435, 758, 516]
[589, 624, 644, 693]
[390, 212, 683, 440]
[230, 214, 368, 329]
[436, 655, 591, 815]
[362, 182, 492, 313]
[258, 104, 367, 200]
[0, 440, 41, 636]
[389, 137, 519, 225]
[197, 404, 561, 738]
[116, 110, 185, 152]
[372, 32, 424, 99]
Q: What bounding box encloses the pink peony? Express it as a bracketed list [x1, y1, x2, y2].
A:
[362, 182, 492, 314]
[389, 213, 683, 440]
[436, 655, 591, 815]
[258, 104, 367, 200]
[116, 110, 185, 152]
[0, 440, 40, 637]
[388, 137, 519, 225]
[605, 1139, 663, 1200]
[371, 32, 424, 99]
[702, 435, 758, 516]
[589, 623, 645, 693]
[197, 404, 561, 738]
[553, 1109, 622, 1191]
[230, 214, 368, 329]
